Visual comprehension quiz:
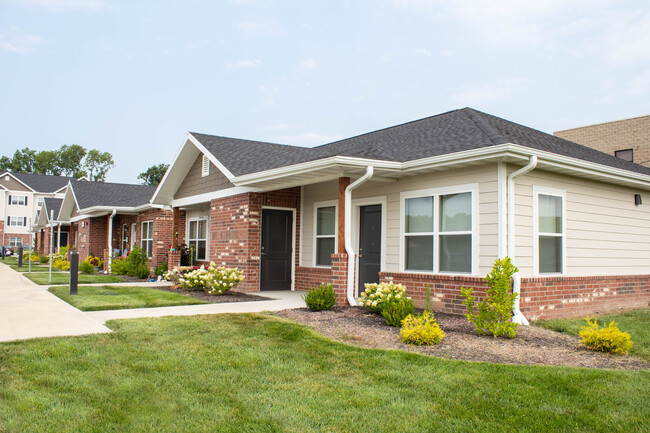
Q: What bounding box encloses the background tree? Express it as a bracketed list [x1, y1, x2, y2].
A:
[83, 149, 115, 182]
[138, 163, 169, 185]
[34, 150, 62, 175]
[58, 144, 87, 177]
[10, 148, 37, 172]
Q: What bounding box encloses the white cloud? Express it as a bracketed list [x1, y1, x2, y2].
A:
[0, 31, 41, 54]
[626, 69, 650, 96]
[234, 17, 282, 35]
[279, 133, 344, 147]
[300, 58, 317, 69]
[596, 12, 650, 66]
[227, 59, 261, 69]
[15, 0, 104, 11]
[451, 78, 530, 106]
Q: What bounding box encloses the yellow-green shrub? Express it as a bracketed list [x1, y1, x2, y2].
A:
[400, 311, 446, 346]
[579, 318, 632, 355]
[53, 259, 70, 271]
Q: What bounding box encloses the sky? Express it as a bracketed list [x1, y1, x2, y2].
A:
[1, 0, 649, 184]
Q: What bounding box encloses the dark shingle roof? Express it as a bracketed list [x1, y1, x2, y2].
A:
[10, 173, 76, 192]
[43, 198, 63, 220]
[71, 181, 156, 209]
[192, 108, 650, 177]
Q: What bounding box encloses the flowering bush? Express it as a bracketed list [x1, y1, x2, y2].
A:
[84, 254, 103, 269]
[359, 282, 410, 314]
[165, 262, 245, 295]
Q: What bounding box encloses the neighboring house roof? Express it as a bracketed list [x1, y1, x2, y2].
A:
[191, 108, 650, 177]
[43, 198, 63, 220]
[9, 172, 77, 193]
[70, 180, 157, 210]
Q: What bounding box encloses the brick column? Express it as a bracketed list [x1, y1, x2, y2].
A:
[103, 249, 110, 271]
[168, 250, 181, 269]
[331, 253, 349, 306]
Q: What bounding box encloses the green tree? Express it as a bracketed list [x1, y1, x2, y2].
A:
[83, 149, 115, 182]
[33, 150, 62, 175]
[0, 156, 12, 172]
[58, 144, 87, 177]
[138, 163, 169, 185]
[11, 148, 37, 172]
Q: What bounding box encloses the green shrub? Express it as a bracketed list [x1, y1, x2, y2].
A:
[79, 261, 95, 274]
[53, 259, 70, 271]
[359, 282, 409, 314]
[302, 283, 337, 311]
[382, 297, 415, 327]
[134, 264, 151, 279]
[461, 258, 519, 338]
[400, 311, 446, 345]
[111, 257, 129, 275]
[38, 254, 49, 264]
[154, 262, 168, 277]
[579, 318, 632, 355]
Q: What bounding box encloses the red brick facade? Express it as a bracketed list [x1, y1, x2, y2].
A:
[77, 217, 108, 266]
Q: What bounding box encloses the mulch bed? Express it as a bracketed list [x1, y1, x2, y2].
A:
[275, 307, 649, 370]
[153, 285, 273, 303]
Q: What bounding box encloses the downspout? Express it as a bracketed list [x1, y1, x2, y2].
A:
[344, 166, 374, 306]
[507, 155, 537, 326]
[107, 209, 117, 273]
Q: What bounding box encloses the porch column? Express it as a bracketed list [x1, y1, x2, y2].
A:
[172, 207, 180, 247]
[57, 224, 61, 252]
[337, 177, 350, 254]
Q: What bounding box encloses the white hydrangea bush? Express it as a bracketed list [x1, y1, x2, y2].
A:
[359, 281, 410, 313]
[164, 262, 245, 295]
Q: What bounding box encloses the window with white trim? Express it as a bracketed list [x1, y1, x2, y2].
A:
[8, 195, 27, 206]
[188, 218, 208, 261]
[36, 197, 44, 208]
[141, 221, 154, 258]
[314, 205, 336, 266]
[121, 224, 128, 253]
[536, 192, 564, 274]
[7, 216, 27, 227]
[201, 155, 210, 177]
[9, 237, 22, 247]
[403, 190, 473, 273]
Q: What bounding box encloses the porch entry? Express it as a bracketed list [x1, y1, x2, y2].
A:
[358, 204, 382, 296]
[260, 209, 293, 291]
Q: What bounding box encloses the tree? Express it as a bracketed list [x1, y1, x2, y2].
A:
[138, 163, 169, 185]
[11, 148, 37, 172]
[34, 150, 62, 175]
[0, 156, 12, 172]
[58, 144, 87, 177]
[83, 149, 115, 182]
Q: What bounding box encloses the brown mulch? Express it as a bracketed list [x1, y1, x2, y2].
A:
[153, 285, 273, 303]
[275, 307, 649, 370]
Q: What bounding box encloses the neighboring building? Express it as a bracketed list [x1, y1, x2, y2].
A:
[554, 114, 650, 168]
[152, 107, 650, 321]
[0, 172, 73, 248]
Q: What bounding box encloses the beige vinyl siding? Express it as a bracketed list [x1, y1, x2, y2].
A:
[514, 168, 650, 276]
[175, 154, 234, 199]
[301, 164, 498, 276]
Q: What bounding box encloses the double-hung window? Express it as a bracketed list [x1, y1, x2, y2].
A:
[141, 221, 154, 258]
[314, 203, 336, 266]
[403, 186, 475, 274]
[535, 189, 565, 274]
[188, 219, 208, 261]
[9, 237, 22, 247]
[8, 195, 27, 206]
[7, 216, 27, 227]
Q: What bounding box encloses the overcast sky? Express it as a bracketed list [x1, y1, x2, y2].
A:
[1, 0, 649, 183]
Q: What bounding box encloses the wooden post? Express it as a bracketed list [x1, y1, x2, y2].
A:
[338, 177, 350, 254]
[172, 207, 180, 245]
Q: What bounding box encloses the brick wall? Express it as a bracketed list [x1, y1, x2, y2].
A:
[330, 253, 349, 305]
[136, 208, 174, 271]
[77, 217, 108, 266]
[554, 115, 650, 167]
[380, 271, 650, 320]
[295, 266, 332, 292]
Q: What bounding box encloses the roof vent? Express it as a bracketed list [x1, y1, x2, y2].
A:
[201, 155, 210, 177]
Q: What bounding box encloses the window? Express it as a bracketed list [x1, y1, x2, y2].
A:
[141, 221, 154, 258]
[402, 187, 475, 274]
[201, 155, 210, 177]
[535, 190, 565, 274]
[8, 195, 27, 206]
[36, 197, 44, 208]
[615, 149, 633, 162]
[121, 224, 128, 253]
[188, 219, 207, 261]
[7, 216, 27, 227]
[9, 237, 22, 247]
[314, 204, 336, 266]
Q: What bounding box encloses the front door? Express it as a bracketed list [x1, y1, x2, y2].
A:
[358, 204, 382, 295]
[260, 209, 293, 291]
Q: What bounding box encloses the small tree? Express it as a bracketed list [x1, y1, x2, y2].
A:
[138, 163, 170, 185]
[460, 258, 519, 338]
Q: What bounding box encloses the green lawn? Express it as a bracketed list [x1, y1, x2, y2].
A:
[48, 285, 207, 311]
[535, 308, 650, 360]
[0, 314, 648, 433]
[22, 272, 124, 285]
[8, 263, 53, 272]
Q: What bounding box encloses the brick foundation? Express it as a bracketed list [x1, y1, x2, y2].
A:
[295, 266, 333, 292]
[380, 272, 650, 320]
[330, 254, 349, 305]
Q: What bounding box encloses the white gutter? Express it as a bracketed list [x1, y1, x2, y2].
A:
[507, 156, 537, 326]
[344, 166, 374, 306]
[107, 209, 117, 272]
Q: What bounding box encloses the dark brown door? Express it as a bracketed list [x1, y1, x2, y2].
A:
[358, 204, 381, 296]
[260, 209, 293, 291]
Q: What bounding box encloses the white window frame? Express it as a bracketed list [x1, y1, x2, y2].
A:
[7, 216, 26, 227]
[9, 195, 27, 206]
[36, 197, 44, 208]
[201, 155, 210, 177]
[187, 217, 209, 262]
[313, 200, 338, 268]
[399, 183, 479, 275]
[9, 237, 22, 247]
[533, 186, 566, 276]
[141, 220, 154, 258]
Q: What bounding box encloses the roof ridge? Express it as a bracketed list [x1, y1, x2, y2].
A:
[190, 132, 307, 151]
[461, 108, 505, 146]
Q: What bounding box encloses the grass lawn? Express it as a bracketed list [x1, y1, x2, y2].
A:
[22, 272, 124, 285]
[48, 285, 207, 311]
[7, 263, 53, 272]
[535, 308, 650, 360]
[0, 314, 648, 433]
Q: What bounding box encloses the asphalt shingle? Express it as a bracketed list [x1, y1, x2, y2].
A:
[10, 173, 76, 193]
[70, 181, 157, 209]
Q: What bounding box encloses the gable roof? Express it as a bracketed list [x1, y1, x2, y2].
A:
[8, 172, 77, 193]
[70, 180, 157, 210]
[192, 108, 650, 177]
[43, 198, 63, 220]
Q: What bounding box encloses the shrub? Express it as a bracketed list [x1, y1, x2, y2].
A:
[359, 282, 409, 314]
[461, 258, 519, 338]
[302, 283, 337, 311]
[134, 264, 151, 279]
[400, 311, 446, 345]
[579, 318, 632, 355]
[165, 262, 245, 295]
[38, 254, 49, 264]
[154, 262, 168, 277]
[79, 261, 95, 274]
[110, 257, 128, 275]
[382, 297, 415, 327]
[84, 254, 103, 269]
[53, 259, 70, 271]
[126, 247, 148, 276]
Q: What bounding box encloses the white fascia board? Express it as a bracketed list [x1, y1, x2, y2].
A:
[52, 184, 69, 194]
[0, 172, 36, 192]
[0, 183, 7, 191]
[150, 133, 193, 205]
[79, 206, 139, 214]
[187, 133, 236, 180]
[133, 203, 172, 212]
[172, 186, 258, 208]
